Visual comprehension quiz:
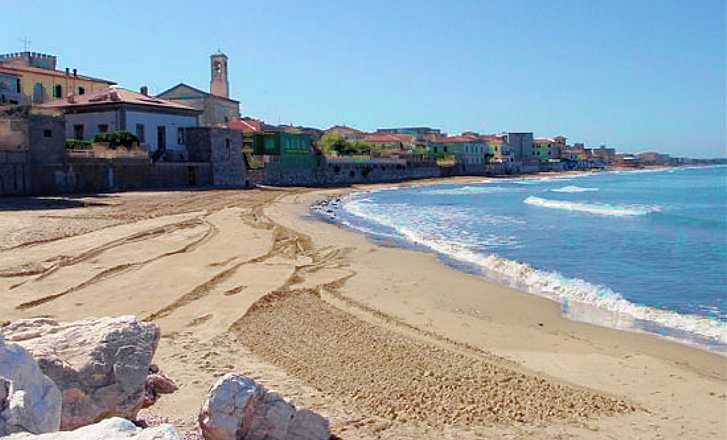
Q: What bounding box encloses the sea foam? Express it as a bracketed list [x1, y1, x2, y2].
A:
[524, 196, 660, 217]
[551, 185, 599, 193]
[338, 196, 726, 345]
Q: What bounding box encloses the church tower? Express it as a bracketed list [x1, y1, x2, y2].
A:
[210, 52, 229, 98]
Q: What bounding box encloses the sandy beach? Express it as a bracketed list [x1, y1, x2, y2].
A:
[0, 179, 724, 439]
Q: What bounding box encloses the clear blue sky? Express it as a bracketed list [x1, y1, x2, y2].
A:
[4, 0, 726, 157]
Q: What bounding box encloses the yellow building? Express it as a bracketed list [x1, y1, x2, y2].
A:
[0, 52, 115, 105]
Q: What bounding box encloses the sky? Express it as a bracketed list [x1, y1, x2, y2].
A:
[3, 0, 726, 157]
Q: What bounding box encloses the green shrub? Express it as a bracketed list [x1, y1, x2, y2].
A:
[65, 139, 92, 150]
[93, 130, 139, 148]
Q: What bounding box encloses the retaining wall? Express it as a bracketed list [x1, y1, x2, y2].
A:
[263, 158, 440, 186]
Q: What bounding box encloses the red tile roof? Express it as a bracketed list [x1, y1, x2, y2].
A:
[227, 117, 263, 133]
[40, 87, 199, 112]
[363, 133, 413, 144]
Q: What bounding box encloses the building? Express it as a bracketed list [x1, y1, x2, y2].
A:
[0, 51, 115, 105]
[157, 52, 241, 127]
[428, 136, 486, 171]
[614, 153, 639, 168]
[533, 137, 565, 162]
[561, 143, 591, 161]
[41, 86, 201, 157]
[636, 151, 673, 165]
[324, 125, 366, 141]
[362, 133, 415, 150]
[482, 134, 513, 163]
[507, 132, 535, 163]
[590, 146, 616, 164]
[185, 127, 246, 187]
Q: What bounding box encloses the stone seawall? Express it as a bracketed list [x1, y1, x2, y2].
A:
[263, 158, 441, 186]
[28, 159, 212, 195]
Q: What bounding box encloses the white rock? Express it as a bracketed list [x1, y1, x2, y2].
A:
[0, 335, 62, 435]
[2, 316, 166, 430]
[199, 373, 330, 440]
[5, 416, 181, 439]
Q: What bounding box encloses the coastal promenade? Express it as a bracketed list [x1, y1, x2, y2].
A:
[0, 181, 724, 439]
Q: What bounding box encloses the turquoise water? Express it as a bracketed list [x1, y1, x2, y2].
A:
[316, 166, 727, 351]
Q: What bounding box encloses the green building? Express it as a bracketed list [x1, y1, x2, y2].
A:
[252, 131, 318, 168]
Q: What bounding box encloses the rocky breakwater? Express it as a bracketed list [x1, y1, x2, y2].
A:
[1, 316, 177, 430]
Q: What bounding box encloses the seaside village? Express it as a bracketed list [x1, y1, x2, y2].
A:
[0, 51, 704, 195]
[0, 50, 708, 196]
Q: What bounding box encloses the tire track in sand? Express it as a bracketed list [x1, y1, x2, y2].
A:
[16, 217, 218, 310]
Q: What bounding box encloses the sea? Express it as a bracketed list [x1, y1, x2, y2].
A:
[314, 166, 727, 352]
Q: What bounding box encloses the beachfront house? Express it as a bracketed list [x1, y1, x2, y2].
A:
[41, 86, 201, 158]
[428, 136, 486, 172]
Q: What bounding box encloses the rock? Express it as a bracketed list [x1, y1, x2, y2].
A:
[2, 316, 174, 430]
[143, 368, 178, 408]
[5, 416, 181, 439]
[0, 335, 62, 435]
[199, 373, 330, 440]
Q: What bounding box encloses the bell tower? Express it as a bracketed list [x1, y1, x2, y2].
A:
[210, 52, 229, 98]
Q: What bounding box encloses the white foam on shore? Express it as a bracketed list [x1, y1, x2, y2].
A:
[338, 194, 726, 347]
[524, 196, 660, 217]
[551, 185, 599, 193]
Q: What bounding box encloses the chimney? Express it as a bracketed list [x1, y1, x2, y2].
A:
[73, 68, 77, 77]
[65, 67, 69, 76]
[140, 86, 149, 96]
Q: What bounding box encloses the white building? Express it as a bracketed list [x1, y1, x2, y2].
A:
[42, 86, 201, 156]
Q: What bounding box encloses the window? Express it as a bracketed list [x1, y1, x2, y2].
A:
[73, 124, 84, 140]
[98, 124, 109, 133]
[53, 84, 62, 98]
[78, 86, 85, 95]
[15, 79, 21, 93]
[225, 138, 231, 160]
[32, 83, 44, 103]
[177, 127, 185, 145]
[136, 124, 145, 143]
[43, 129, 52, 138]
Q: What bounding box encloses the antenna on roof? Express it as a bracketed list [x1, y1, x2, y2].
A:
[19, 37, 32, 52]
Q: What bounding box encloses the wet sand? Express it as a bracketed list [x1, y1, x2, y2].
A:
[0, 182, 724, 439]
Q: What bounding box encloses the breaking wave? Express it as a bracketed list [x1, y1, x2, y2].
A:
[551, 185, 599, 193]
[336, 196, 725, 346]
[524, 196, 661, 217]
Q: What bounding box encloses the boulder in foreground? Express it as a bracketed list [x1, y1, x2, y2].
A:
[2, 316, 174, 430]
[5, 416, 181, 439]
[199, 373, 330, 440]
[0, 335, 62, 435]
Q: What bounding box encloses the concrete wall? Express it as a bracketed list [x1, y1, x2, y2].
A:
[264, 158, 440, 186]
[31, 159, 213, 194]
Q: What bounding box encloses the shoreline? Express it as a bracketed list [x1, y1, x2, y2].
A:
[292, 168, 726, 356]
[1, 176, 725, 438]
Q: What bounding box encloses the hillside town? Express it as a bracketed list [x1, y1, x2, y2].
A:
[0, 50, 722, 195]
